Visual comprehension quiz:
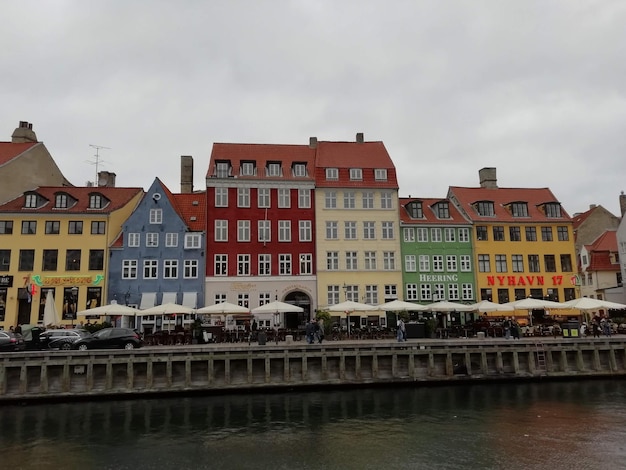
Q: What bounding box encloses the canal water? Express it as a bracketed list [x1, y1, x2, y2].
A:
[1, 380, 625, 470]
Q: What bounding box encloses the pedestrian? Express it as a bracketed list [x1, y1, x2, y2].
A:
[397, 318, 406, 342]
[592, 321, 601, 338]
[305, 320, 315, 344]
[503, 317, 511, 339]
[316, 318, 325, 344]
[511, 320, 520, 339]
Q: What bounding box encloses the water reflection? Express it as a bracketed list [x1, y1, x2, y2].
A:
[1, 380, 626, 469]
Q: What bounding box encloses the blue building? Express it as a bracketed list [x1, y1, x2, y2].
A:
[108, 178, 206, 332]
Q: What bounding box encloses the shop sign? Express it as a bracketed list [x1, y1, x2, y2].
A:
[487, 275, 568, 287]
[0, 275, 13, 287]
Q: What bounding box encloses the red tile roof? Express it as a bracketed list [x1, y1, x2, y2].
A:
[448, 186, 572, 222]
[173, 192, 206, 231]
[0, 141, 39, 166]
[399, 197, 471, 225]
[590, 230, 617, 252]
[572, 206, 595, 229]
[586, 231, 618, 272]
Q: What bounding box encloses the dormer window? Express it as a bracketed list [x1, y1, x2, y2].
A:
[216, 161, 230, 178]
[407, 201, 423, 218]
[267, 162, 281, 177]
[240, 161, 255, 176]
[325, 168, 338, 180]
[55, 194, 68, 208]
[544, 203, 562, 218]
[375, 169, 388, 181]
[349, 168, 362, 181]
[292, 163, 307, 177]
[24, 193, 38, 208]
[89, 193, 107, 209]
[475, 201, 495, 216]
[436, 202, 450, 219]
[510, 202, 528, 217]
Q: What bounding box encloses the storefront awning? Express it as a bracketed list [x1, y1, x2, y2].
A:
[140, 292, 156, 310]
[182, 292, 197, 309]
[161, 292, 177, 304]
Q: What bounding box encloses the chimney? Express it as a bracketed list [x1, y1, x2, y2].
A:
[309, 137, 317, 149]
[589, 204, 597, 210]
[620, 191, 626, 217]
[479, 167, 498, 189]
[180, 155, 194, 193]
[356, 132, 364, 143]
[11, 121, 38, 143]
[97, 171, 116, 187]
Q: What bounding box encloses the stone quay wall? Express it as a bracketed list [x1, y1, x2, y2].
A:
[1, 338, 625, 403]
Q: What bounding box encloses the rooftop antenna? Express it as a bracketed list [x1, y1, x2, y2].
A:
[87, 144, 111, 185]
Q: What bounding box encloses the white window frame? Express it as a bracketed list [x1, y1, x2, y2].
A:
[122, 259, 137, 279]
[299, 253, 312, 275]
[215, 187, 228, 207]
[344, 221, 357, 240]
[363, 221, 375, 239]
[163, 259, 178, 279]
[417, 228, 428, 242]
[382, 222, 394, 239]
[362, 191, 374, 209]
[258, 188, 270, 208]
[403, 228, 415, 242]
[459, 228, 470, 242]
[184, 233, 201, 249]
[460, 255, 472, 272]
[278, 220, 291, 242]
[149, 208, 163, 224]
[326, 221, 338, 239]
[350, 168, 363, 180]
[258, 220, 271, 242]
[238, 254, 250, 276]
[215, 220, 228, 242]
[375, 169, 387, 181]
[383, 251, 395, 270]
[343, 191, 355, 209]
[279, 254, 291, 275]
[278, 188, 291, 208]
[444, 228, 456, 242]
[183, 259, 198, 279]
[419, 255, 430, 272]
[238, 220, 251, 242]
[258, 254, 271, 276]
[364, 251, 377, 270]
[346, 251, 358, 270]
[446, 255, 457, 272]
[165, 233, 178, 247]
[325, 168, 338, 180]
[406, 283, 418, 301]
[214, 254, 227, 276]
[433, 255, 444, 272]
[128, 233, 140, 247]
[431, 228, 442, 242]
[143, 260, 158, 279]
[380, 191, 393, 209]
[146, 232, 159, 247]
[325, 191, 337, 208]
[405, 255, 416, 272]
[237, 188, 250, 208]
[298, 189, 310, 208]
[327, 251, 339, 270]
[299, 220, 312, 242]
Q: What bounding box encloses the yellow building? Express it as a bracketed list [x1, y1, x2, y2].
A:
[448, 168, 578, 319]
[0, 185, 143, 328]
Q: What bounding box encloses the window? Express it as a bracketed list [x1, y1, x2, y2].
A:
[325, 191, 337, 208]
[299, 221, 312, 242]
[21, 221, 36, 234]
[417, 228, 428, 242]
[436, 202, 450, 218]
[149, 209, 162, 224]
[238, 220, 251, 242]
[512, 255, 524, 272]
[184, 260, 198, 279]
[419, 255, 430, 272]
[381, 192, 393, 209]
[89, 250, 104, 270]
[45, 221, 60, 234]
[216, 162, 230, 178]
[510, 226, 521, 241]
[0, 250, 10, 271]
[446, 255, 457, 271]
[433, 255, 444, 272]
[257, 188, 270, 208]
[363, 221, 375, 239]
[448, 284, 460, 301]
[528, 255, 540, 272]
[460, 255, 471, 272]
[362, 191, 374, 209]
[267, 162, 281, 177]
[89, 194, 104, 209]
[279, 254, 291, 275]
[128, 232, 140, 247]
[384, 285, 397, 299]
[298, 189, 310, 208]
[364, 251, 377, 270]
[215, 187, 228, 207]
[42, 250, 58, 271]
[66, 250, 81, 271]
[493, 226, 505, 241]
[431, 228, 442, 242]
[327, 285, 340, 305]
[405, 255, 416, 272]
[557, 226, 569, 241]
[406, 284, 418, 301]
[403, 228, 415, 242]
[343, 191, 355, 209]
[421, 284, 432, 301]
[541, 227, 553, 241]
[462, 284, 474, 301]
[407, 201, 422, 219]
[458, 228, 470, 242]
[325, 221, 338, 239]
[143, 260, 157, 278]
[215, 220, 228, 242]
[526, 226, 537, 241]
[478, 254, 491, 273]
[560, 254, 573, 272]
[165, 233, 178, 247]
[345, 285, 360, 304]
[382, 222, 394, 239]
[343, 221, 356, 240]
[326, 168, 338, 180]
[544, 255, 557, 272]
[19, 249, 35, 271]
[293, 163, 307, 177]
[375, 169, 387, 180]
[476, 201, 495, 216]
[278, 189, 291, 208]
[444, 228, 456, 242]
[237, 293, 249, 308]
[299, 253, 312, 275]
[146, 233, 159, 247]
[25, 193, 37, 208]
[55, 193, 68, 208]
[544, 203, 562, 218]
[433, 284, 445, 301]
[326, 252, 339, 270]
[383, 252, 395, 270]
[278, 220, 291, 242]
[510, 202, 528, 217]
[476, 226, 488, 241]
[238, 255, 250, 276]
[350, 168, 362, 180]
[214, 293, 227, 304]
[122, 260, 138, 279]
[345, 251, 358, 270]
[238, 188, 250, 207]
[241, 161, 255, 176]
[184, 233, 201, 249]
[495, 255, 507, 273]
[258, 254, 271, 276]
[0, 221, 13, 234]
[258, 220, 271, 242]
[365, 285, 378, 305]
[91, 221, 106, 234]
[215, 255, 227, 276]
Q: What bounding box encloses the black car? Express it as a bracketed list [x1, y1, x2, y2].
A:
[0, 331, 26, 352]
[39, 329, 91, 350]
[73, 328, 143, 350]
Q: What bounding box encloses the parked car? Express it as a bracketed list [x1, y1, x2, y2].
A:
[0, 331, 26, 352]
[73, 328, 143, 350]
[39, 329, 92, 350]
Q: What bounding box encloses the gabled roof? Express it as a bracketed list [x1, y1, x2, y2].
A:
[399, 197, 470, 225]
[585, 231, 618, 272]
[0, 141, 40, 166]
[0, 186, 143, 213]
[590, 230, 618, 252]
[173, 192, 206, 231]
[448, 186, 571, 223]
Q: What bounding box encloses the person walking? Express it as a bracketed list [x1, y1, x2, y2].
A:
[305, 320, 315, 344]
[503, 317, 512, 339]
[316, 318, 325, 344]
[397, 318, 406, 342]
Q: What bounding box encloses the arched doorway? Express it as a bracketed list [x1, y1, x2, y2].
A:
[283, 291, 311, 328]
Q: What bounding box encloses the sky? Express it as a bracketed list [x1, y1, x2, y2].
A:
[2, 0, 625, 217]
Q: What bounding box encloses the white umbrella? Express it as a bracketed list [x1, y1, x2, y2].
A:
[326, 300, 377, 312]
[562, 297, 609, 312]
[196, 301, 250, 314]
[139, 302, 195, 315]
[376, 300, 429, 311]
[504, 297, 567, 310]
[77, 302, 140, 316]
[598, 300, 626, 310]
[468, 300, 514, 313]
[424, 300, 475, 312]
[43, 290, 60, 327]
[251, 300, 303, 314]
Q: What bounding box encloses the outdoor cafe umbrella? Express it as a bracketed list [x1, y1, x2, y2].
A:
[43, 290, 60, 327]
[468, 300, 514, 314]
[503, 297, 567, 325]
[196, 301, 250, 315]
[252, 301, 303, 344]
[77, 302, 141, 317]
[139, 302, 196, 331]
[376, 300, 429, 312]
[327, 301, 377, 336]
[424, 300, 475, 312]
[562, 298, 626, 322]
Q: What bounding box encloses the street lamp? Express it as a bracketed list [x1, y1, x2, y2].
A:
[70, 286, 78, 327]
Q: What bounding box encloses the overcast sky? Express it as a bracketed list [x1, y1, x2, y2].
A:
[2, 1, 625, 216]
